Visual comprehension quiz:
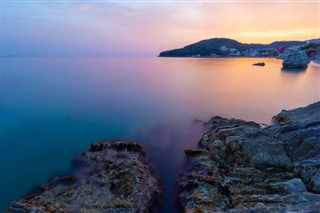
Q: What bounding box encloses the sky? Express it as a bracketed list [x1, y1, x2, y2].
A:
[1, 0, 319, 57]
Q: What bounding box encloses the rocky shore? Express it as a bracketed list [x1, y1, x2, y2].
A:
[7, 142, 162, 213]
[178, 101, 320, 212]
[7, 102, 320, 212]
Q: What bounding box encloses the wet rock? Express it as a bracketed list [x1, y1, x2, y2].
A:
[282, 50, 310, 69]
[178, 101, 320, 212]
[7, 141, 161, 213]
[253, 62, 265, 66]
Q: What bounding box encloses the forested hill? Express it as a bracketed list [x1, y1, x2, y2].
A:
[159, 38, 308, 57]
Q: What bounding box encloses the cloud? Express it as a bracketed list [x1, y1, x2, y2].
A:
[2, 1, 319, 56]
[227, 28, 319, 40]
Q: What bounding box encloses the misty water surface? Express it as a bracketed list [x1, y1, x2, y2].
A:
[1, 57, 319, 212]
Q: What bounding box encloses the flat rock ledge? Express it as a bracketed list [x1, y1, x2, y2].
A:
[178, 101, 320, 213]
[7, 141, 162, 213]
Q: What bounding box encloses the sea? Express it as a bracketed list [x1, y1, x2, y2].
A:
[1, 57, 319, 212]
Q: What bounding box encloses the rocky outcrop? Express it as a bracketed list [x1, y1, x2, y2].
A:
[178, 102, 320, 212]
[273, 101, 320, 125]
[282, 50, 310, 68]
[7, 141, 162, 213]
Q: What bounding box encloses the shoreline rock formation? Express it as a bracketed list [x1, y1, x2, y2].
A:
[7, 142, 162, 213]
[178, 102, 320, 212]
[282, 50, 310, 69]
[7, 102, 320, 212]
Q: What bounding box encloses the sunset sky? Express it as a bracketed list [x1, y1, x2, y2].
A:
[2, 1, 319, 57]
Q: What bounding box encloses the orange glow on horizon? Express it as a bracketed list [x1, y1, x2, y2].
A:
[154, 1, 319, 52]
[3, 1, 319, 56]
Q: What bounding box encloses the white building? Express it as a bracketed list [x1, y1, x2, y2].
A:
[229, 48, 237, 52]
[220, 46, 228, 51]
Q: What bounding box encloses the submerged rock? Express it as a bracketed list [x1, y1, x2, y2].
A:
[282, 50, 310, 69]
[178, 102, 320, 212]
[7, 141, 162, 213]
[252, 62, 265, 66]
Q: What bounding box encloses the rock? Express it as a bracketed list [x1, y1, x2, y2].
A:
[226, 136, 241, 153]
[212, 139, 225, 148]
[282, 50, 310, 69]
[185, 149, 207, 157]
[273, 101, 320, 125]
[253, 62, 265, 66]
[7, 141, 162, 213]
[229, 192, 320, 213]
[269, 178, 307, 194]
[178, 101, 320, 212]
[241, 132, 291, 168]
[207, 116, 261, 131]
[294, 159, 320, 193]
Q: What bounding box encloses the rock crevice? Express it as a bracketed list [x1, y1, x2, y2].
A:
[178, 102, 320, 212]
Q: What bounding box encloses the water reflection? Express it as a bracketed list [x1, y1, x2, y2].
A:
[1, 57, 319, 212]
[281, 67, 307, 74]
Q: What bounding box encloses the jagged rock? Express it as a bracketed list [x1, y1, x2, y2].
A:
[7, 141, 161, 213]
[178, 102, 320, 212]
[207, 116, 261, 130]
[269, 178, 307, 194]
[294, 160, 320, 193]
[282, 50, 310, 68]
[273, 101, 320, 125]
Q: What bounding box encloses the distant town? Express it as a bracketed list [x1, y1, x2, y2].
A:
[212, 42, 319, 60]
[159, 38, 320, 63]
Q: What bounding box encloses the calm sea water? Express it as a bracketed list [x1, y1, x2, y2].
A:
[1, 57, 319, 212]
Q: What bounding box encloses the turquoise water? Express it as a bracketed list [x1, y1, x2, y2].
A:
[1, 57, 319, 212]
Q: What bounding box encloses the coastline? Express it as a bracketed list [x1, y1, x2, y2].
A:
[158, 56, 320, 64]
[6, 102, 320, 212]
[178, 101, 320, 212]
[158, 55, 279, 59]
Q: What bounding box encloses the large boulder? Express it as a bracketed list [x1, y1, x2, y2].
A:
[7, 141, 162, 213]
[178, 102, 320, 212]
[282, 50, 310, 68]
